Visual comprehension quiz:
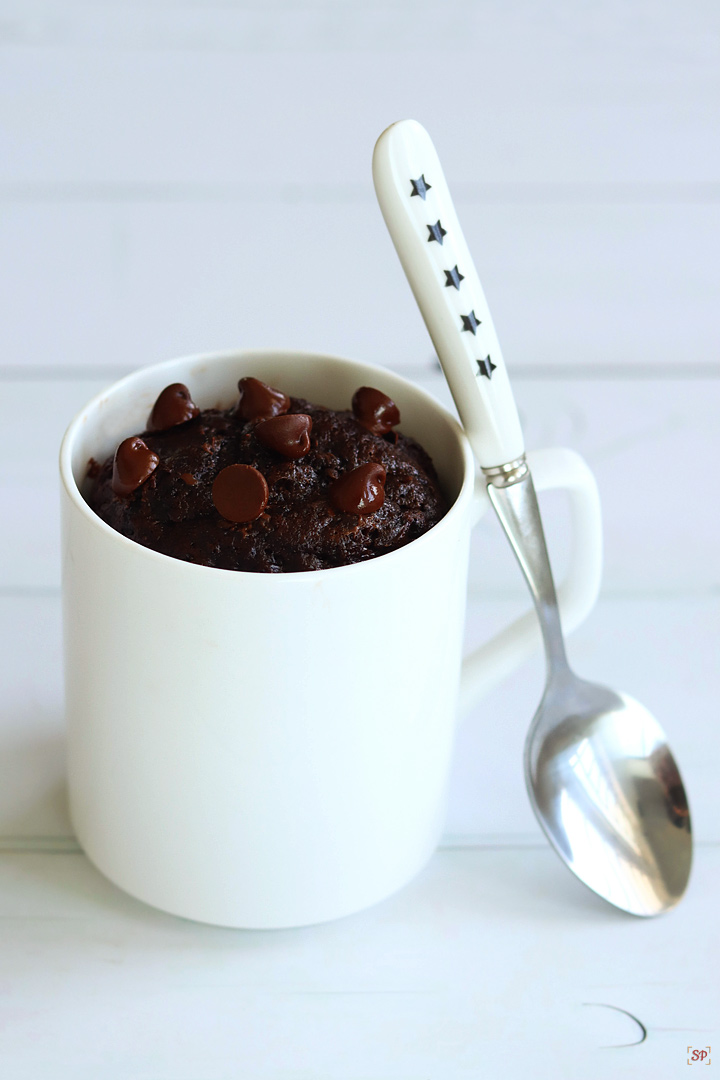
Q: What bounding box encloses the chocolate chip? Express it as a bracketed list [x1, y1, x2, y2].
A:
[112, 437, 160, 496]
[330, 463, 386, 515]
[255, 413, 312, 459]
[212, 464, 269, 523]
[149, 383, 199, 431]
[351, 386, 400, 435]
[237, 377, 290, 421]
[180, 472, 197, 486]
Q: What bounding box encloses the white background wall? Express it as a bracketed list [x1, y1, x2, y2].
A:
[1, 0, 718, 847]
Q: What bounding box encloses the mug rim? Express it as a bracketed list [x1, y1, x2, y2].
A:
[59, 347, 479, 581]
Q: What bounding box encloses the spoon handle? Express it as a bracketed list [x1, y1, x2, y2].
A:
[373, 119, 524, 470]
[374, 118, 570, 675]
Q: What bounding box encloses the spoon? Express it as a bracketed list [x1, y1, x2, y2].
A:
[372, 119, 692, 916]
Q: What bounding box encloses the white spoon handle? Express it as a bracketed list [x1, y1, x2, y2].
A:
[373, 119, 524, 469]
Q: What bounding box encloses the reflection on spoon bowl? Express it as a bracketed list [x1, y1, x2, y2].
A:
[527, 679, 692, 915]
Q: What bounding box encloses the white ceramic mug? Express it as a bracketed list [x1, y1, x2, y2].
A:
[60, 349, 602, 928]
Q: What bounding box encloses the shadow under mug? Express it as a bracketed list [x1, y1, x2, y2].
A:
[59, 349, 602, 928]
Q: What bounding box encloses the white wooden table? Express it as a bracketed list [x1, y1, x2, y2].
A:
[1, 846, 717, 1078]
[1, 2, 718, 1074]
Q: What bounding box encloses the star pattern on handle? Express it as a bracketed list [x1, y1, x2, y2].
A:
[444, 265, 464, 290]
[410, 174, 432, 200]
[408, 176, 490, 377]
[461, 310, 481, 335]
[476, 356, 496, 379]
[426, 220, 447, 244]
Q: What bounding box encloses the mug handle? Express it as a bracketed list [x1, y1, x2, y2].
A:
[458, 446, 602, 716]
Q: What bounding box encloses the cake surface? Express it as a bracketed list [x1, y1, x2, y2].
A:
[87, 377, 448, 573]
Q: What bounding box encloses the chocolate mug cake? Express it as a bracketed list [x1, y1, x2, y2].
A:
[87, 374, 448, 573]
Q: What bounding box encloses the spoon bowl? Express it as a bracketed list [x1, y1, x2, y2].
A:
[485, 465, 692, 915]
[528, 677, 691, 915]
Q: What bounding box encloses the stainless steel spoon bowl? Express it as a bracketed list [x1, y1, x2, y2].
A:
[487, 463, 692, 915]
[373, 119, 692, 915]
